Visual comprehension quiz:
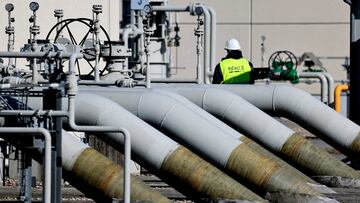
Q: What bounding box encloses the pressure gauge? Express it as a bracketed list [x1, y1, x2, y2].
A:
[29, 2, 39, 12]
[5, 3, 14, 12]
[143, 4, 152, 13]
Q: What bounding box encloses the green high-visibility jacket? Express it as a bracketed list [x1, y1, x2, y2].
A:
[219, 58, 252, 84]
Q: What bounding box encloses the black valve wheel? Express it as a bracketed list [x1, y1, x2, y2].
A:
[46, 18, 112, 79]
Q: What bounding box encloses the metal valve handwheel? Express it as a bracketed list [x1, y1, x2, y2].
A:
[46, 18, 112, 78]
[268, 50, 298, 71]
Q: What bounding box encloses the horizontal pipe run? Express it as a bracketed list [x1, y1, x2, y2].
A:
[0, 51, 76, 59]
[151, 5, 190, 12]
[0, 127, 51, 203]
[0, 110, 68, 117]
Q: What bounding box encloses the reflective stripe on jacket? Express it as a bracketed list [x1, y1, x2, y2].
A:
[220, 58, 252, 84]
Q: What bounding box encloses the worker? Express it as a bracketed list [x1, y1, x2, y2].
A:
[212, 38, 254, 84]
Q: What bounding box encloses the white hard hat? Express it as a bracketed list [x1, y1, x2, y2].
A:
[225, 38, 241, 50]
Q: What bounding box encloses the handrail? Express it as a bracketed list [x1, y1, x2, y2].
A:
[0, 127, 51, 203]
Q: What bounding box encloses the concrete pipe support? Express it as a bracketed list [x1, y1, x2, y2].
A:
[162, 87, 360, 179]
[208, 84, 360, 163]
[70, 93, 264, 201]
[61, 130, 171, 203]
[81, 87, 324, 196]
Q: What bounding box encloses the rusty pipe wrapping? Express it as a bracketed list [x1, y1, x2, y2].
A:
[160, 146, 264, 201]
[62, 131, 171, 203]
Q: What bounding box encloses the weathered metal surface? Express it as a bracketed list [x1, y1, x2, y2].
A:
[239, 136, 316, 184]
[161, 146, 265, 202]
[349, 133, 360, 156]
[71, 148, 171, 203]
[281, 133, 360, 179]
[226, 144, 322, 196]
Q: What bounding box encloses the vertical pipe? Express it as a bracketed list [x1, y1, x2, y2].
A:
[298, 72, 328, 104]
[323, 72, 335, 106]
[202, 7, 211, 84]
[350, 1, 360, 125]
[335, 84, 349, 113]
[0, 128, 51, 203]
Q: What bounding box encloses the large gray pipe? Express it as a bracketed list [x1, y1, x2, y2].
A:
[160, 87, 360, 179]
[70, 93, 264, 201]
[205, 84, 360, 161]
[26, 94, 263, 201]
[61, 131, 171, 203]
[81, 87, 324, 197]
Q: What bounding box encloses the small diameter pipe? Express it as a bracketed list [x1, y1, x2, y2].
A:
[207, 6, 216, 75]
[0, 51, 75, 59]
[334, 84, 349, 112]
[323, 72, 335, 106]
[152, 5, 190, 12]
[202, 7, 211, 84]
[298, 72, 328, 103]
[67, 53, 131, 203]
[0, 127, 51, 203]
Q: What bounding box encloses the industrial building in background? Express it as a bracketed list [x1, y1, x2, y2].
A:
[0, 0, 357, 203]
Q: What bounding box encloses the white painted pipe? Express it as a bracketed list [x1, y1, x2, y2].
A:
[299, 72, 328, 103]
[208, 84, 360, 157]
[80, 88, 240, 167]
[323, 72, 335, 105]
[208, 6, 216, 75]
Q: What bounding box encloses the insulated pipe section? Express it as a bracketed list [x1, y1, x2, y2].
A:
[210, 84, 360, 161]
[82, 88, 323, 196]
[71, 93, 264, 201]
[61, 131, 171, 203]
[146, 88, 319, 184]
[299, 72, 328, 103]
[162, 87, 360, 179]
